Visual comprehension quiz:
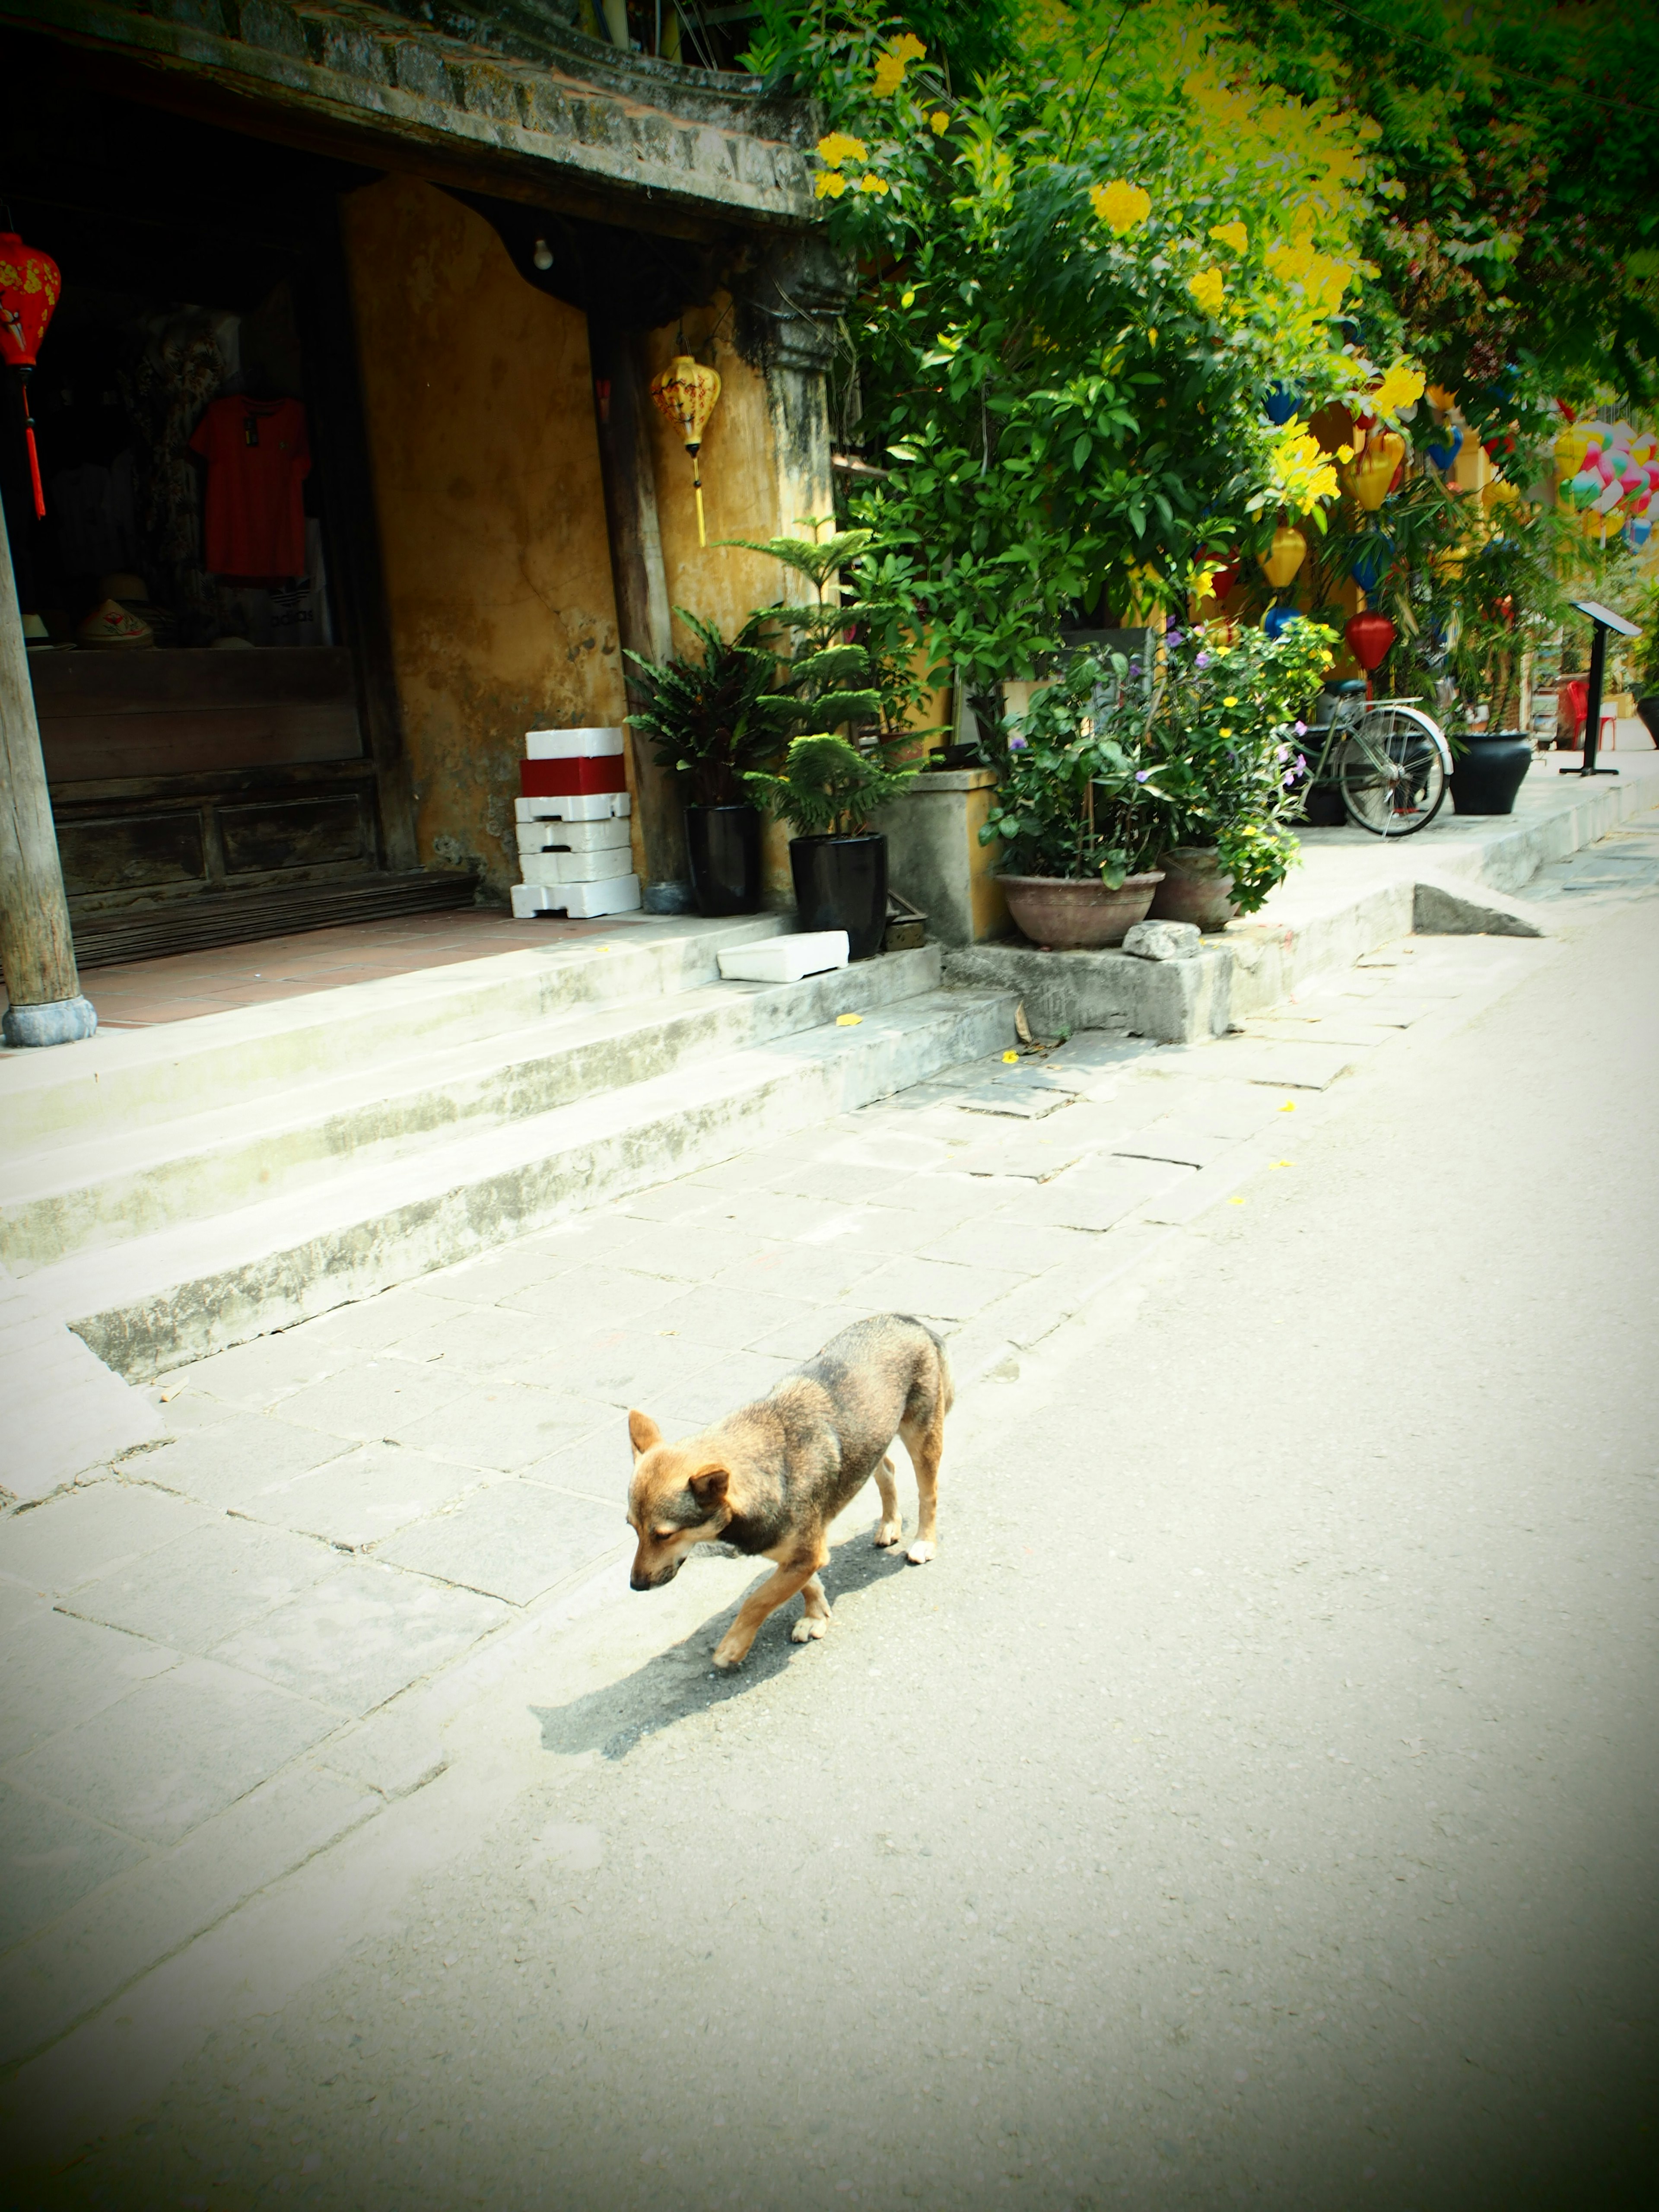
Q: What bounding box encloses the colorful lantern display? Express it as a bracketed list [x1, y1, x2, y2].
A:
[1262, 605, 1302, 641]
[1346, 430, 1404, 512]
[1348, 532, 1393, 595]
[0, 230, 61, 519]
[1345, 610, 1396, 674]
[1424, 423, 1462, 473]
[1263, 383, 1300, 426]
[649, 352, 721, 547]
[1259, 522, 1307, 589]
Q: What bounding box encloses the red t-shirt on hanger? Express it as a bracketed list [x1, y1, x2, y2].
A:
[189, 396, 311, 579]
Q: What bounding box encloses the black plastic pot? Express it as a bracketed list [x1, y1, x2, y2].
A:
[1450, 730, 1531, 817]
[684, 804, 762, 916]
[789, 833, 888, 961]
[1638, 697, 1659, 747]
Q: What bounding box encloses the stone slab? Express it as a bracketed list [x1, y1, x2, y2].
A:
[375, 1480, 622, 1607]
[0, 1481, 210, 1599]
[59, 1518, 340, 1654]
[207, 1563, 509, 1718]
[128, 1410, 357, 1513]
[0, 1780, 149, 1954]
[9, 1659, 337, 1846]
[238, 1441, 480, 1550]
[0, 1610, 178, 1761]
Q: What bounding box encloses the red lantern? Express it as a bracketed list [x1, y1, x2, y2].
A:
[1345, 610, 1396, 673]
[0, 231, 61, 519]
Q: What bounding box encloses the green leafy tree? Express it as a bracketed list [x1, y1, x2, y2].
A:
[747, 733, 920, 838]
[623, 611, 790, 805]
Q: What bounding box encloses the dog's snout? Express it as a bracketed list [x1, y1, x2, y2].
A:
[630, 1554, 681, 1591]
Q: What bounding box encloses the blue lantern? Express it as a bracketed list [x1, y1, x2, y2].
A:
[1264, 383, 1300, 426]
[1425, 423, 1463, 472]
[1263, 605, 1301, 641]
[1348, 534, 1393, 594]
[1627, 515, 1653, 552]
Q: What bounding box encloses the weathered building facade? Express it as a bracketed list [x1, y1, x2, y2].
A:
[0, 0, 843, 1027]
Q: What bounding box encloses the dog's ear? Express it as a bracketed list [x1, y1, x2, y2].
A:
[628, 1409, 662, 1458]
[688, 1463, 729, 1512]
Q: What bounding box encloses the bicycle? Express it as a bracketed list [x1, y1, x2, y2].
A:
[1299, 679, 1452, 837]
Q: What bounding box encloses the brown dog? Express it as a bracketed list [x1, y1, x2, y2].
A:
[626, 1313, 952, 1670]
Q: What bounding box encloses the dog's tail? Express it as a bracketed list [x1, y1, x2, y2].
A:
[918, 1319, 954, 1420]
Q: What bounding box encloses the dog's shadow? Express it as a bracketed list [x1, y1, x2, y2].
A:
[530, 1531, 912, 1761]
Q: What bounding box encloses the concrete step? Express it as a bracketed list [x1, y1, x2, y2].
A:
[0, 914, 787, 1155]
[0, 947, 947, 1271]
[36, 985, 1017, 1381]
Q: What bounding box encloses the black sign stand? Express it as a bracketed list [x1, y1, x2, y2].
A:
[1560, 598, 1641, 778]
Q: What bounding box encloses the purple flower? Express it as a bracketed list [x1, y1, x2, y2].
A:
[1009, 734, 1028, 750]
[1195, 651, 1211, 670]
[1294, 719, 1307, 735]
[1276, 744, 1289, 761]
[1135, 769, 1150, 783]
[1165, 625, 1185, 646]
[1129, 659, 1142, 674]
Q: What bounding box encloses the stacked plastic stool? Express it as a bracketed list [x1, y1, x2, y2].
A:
[510, 725, 641, 919]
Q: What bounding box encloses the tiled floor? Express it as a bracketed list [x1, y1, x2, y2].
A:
[42, 910, 655, 1030]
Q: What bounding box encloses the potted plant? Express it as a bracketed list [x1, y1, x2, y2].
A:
[624, 610, 787, 915]
[1146, 617, 1335, 926]
[745, 734, 919, 959]
[978, 648, 1173, 949]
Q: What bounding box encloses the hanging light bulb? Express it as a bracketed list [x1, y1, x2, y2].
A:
[650, 350, 721, 546]
[532, 238, 553, 271]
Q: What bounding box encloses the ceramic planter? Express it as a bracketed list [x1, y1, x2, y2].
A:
[1449, 730, 1531, 817]
[1000, 871, 1163, 950]
[790, 833, 888, 961]
[1150, 847, 1237, 932]
[684, 804, 762, 916]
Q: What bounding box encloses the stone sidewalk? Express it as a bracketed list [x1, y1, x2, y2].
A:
[3, 801, 1656, 2079]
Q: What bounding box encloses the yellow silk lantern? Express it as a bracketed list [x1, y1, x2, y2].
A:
[1259, 522, 1307, 589]
[1345, 429, 1404, 512]
[650, 353, 722, 546]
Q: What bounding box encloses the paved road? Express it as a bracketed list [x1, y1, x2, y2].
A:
[11, 884, 1659, 2212]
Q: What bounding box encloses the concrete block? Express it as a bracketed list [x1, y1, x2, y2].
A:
[648, 1349, 799, 1427]
[374, 1478, 619, 1606]
[244, 1441, 482, 1549]
[403, 1382, 616, 1475]
[511, 874, 641, 918]
[9, 1658, 337, 1845]
[1122, 919, 1202, 960]
[270, 1359, 470, 1446]
[0, 1780, 149, 1954]
[518, 816, 632, 855]
[524, 726, 625, 758]
[717, 931, 848, 982]
[521, 1424, 635, 1507]
[869, 768, 1006, 947]
[515, 792, 630, 822]
[519, 847, 635, 887]
[61, 1517, 340, 1654]
[207, 1562, 509, 1718]
[1004, 1155, 1193, 1232]
[131, 1412, 355, 1514]
[0, 1610, 178, 1761]
[946, 941, 1234, 1045]
[840, 1255, 1027, 1322]
[0, 1480, 209, 1599]
[1412, 873, 1549, 936]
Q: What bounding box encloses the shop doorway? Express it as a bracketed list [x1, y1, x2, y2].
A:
[1, 32, 459, 965]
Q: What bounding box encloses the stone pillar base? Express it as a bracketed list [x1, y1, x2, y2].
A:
[3, 995, 98, 1048]
[871, 769, 1008, 947]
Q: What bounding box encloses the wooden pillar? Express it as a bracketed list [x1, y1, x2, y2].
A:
[0, 509, 95, 1047]
[587, 318, 690, 906]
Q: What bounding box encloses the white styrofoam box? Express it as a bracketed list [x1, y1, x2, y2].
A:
[524, 726, 625, 760]
[518, 816, 632, 856]
[717, 931, 849, 983]
[515, 792, 631, 823]
[511, 874, 641, 919]
[521, 848, 638, 887]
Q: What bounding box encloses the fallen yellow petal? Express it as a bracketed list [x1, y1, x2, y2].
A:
[836, 1013, 863, 1027]
[1227, 1197, 1246, 1205]
[1279, 1100, 1296, 1112]
[1002, 1050, 1020, 1063]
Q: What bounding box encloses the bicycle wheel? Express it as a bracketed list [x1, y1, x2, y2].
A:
[1336, 705, 1449, 836]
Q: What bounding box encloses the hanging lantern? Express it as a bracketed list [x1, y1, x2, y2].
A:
[1259, 522, 1306, 590]
[1348, 531, 1393, 595]
[0, 230, 61, 520]
[1347, 429, 1405, 512]
[1345, 610, 1396, 674]
[649, 352, 721, 547]
[1263, 382, 1301, 426]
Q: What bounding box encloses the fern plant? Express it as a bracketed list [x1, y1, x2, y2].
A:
[624, 610, 789, 807]
[745, 733, 918, 840]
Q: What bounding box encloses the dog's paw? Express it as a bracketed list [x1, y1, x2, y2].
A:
[711, 1640, 747, 1671]
[904, 1539, 936, 1566]
[791, 1614, 829, 1643]
[873, 1520, 903, 1549]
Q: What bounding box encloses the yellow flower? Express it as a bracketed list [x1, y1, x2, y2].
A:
[1335, 443, 1354, 464]
[1209, 220, 1248, 254]
[1219, 728, 1233, 738]
[930, 109, 950, 135]
[814, 170, 848, 200]
[900, 288, 916, 307]
[1372, 359, 1426, 416]
[872, 35, 924, 97]
[1090, 179, 1151, 236]
[855, 172, 889, 196]
[1002, 1051, 1019, 1064]
[815, 131, 868, 169]
[1188, 264, 1226, 315]
[1223, 696, 1238, 706]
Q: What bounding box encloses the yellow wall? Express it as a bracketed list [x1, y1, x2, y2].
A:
[341, 177, 627, 899]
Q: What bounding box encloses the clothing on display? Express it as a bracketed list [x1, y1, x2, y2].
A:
[117, 315, 223, 636]
[188, 393, 310, 579]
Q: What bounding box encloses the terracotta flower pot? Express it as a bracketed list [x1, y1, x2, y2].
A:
[1000, 871, 1163, 950]
[1150, 847, 1238, 931]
